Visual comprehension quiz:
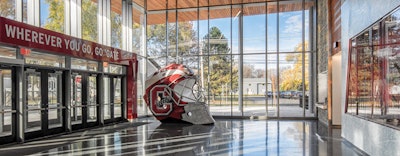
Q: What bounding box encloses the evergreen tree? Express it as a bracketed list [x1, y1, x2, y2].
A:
[202, 27, 238, 98]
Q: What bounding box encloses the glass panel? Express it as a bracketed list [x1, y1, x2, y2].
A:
[111, 0, 122, 48]
[147, 10, 167, 68]
[305, 53, 314, 117]
[48, 73, 62, 129]
[71, 74, 82, 125]
[243, 3, 266, 54]
[104, 77, 111, 120]
[199, 56, 209, 106]
[231, 55, 240, 116]
[88, 76, 97, 122]
[232, 5, 240, 54]
[209, 6, 231, 55]
[25, 52, 65, 67]
[137, 57, 146, 116]
[177, 8, 198, 57]
[0, 0, 15, 20]
[208, 55, 235, 116]
[243, 54, 266, 116]
[40, 0, 64, 33]
[0, 69, 12, 137]
[208, 6, 233, 116]
[0, 46, 16, 59]
[279, 0, 303, 52]
[114, 78, 122, 118]
[305, 3, 313, 52]
[23, 0, 27, 23]
[278, 53, 310, 117]
[81, 0, 98, 42]
[199, 7, 208, 54]
[132, 4, 144, 54]
[167, 10, 177, 63]
[267, 2, 278, 53]
[267, 54, 278, 117]
[71, 58, 98, 71]
[26, 73, 42, 132]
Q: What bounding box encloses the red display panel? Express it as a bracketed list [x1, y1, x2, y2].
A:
[0, 16, 134, 64]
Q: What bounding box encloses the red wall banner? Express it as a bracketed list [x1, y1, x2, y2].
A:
[0, 16, 135, 64]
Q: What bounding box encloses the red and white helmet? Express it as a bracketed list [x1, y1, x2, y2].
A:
[144, 64, 214, 124]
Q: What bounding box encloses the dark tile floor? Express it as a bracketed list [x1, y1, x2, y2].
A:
[0, 118, 367, 156]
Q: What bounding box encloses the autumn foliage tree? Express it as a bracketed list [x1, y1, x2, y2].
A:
[81, 0, 98, 42]
[42, 0, 64, 33]
[0, 0, 14, 19]
[280, 42, 309, 91]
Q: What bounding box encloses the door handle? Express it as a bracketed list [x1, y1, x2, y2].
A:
[0, 110, 17, 113]
[27, 108, 47, 111]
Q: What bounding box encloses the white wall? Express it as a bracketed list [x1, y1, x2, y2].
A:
[332, 53, 341, 126]
[341, 0, 400, 155]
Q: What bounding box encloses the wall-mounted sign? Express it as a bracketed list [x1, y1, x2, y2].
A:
[0, 17, 135, 64]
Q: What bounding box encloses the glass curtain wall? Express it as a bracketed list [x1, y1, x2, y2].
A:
[243, 3, 267, 116]
[40, 0, 64, 33]
[208, 5, 234, 116]
[145, 0, 316, 118]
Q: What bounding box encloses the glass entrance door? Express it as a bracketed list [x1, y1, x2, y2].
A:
[25, 69, 64, 139]
[104, 76, 123, 123]
[0, 68, 15, 144]
[71, 73, 98, 130]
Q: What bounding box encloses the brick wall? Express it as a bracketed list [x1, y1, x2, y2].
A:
[317, 0, 329, 73]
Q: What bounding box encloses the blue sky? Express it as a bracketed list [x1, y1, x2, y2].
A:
[40, 0, 49, 26]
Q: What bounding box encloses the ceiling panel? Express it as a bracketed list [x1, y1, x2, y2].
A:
[146, 1, 315, 24]
[168, 0, 177, 9]
[198, 0, 208, 7]
[111, 0, 122, 15]
[178, 9, 198, 22]
[147, 0, 167, 11]
[177, 0, 198, 9]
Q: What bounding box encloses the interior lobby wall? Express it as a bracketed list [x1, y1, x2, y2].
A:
[341, 0, 400, 155]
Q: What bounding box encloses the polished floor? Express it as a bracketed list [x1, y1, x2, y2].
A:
[0, 118, 367, 156]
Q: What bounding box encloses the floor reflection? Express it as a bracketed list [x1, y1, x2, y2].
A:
[17, 119, 366, 156]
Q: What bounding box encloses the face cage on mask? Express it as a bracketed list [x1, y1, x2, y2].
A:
[159, 74, 206, 107]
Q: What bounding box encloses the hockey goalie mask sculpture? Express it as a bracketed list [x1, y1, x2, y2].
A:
[144, 64, 215, 124]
